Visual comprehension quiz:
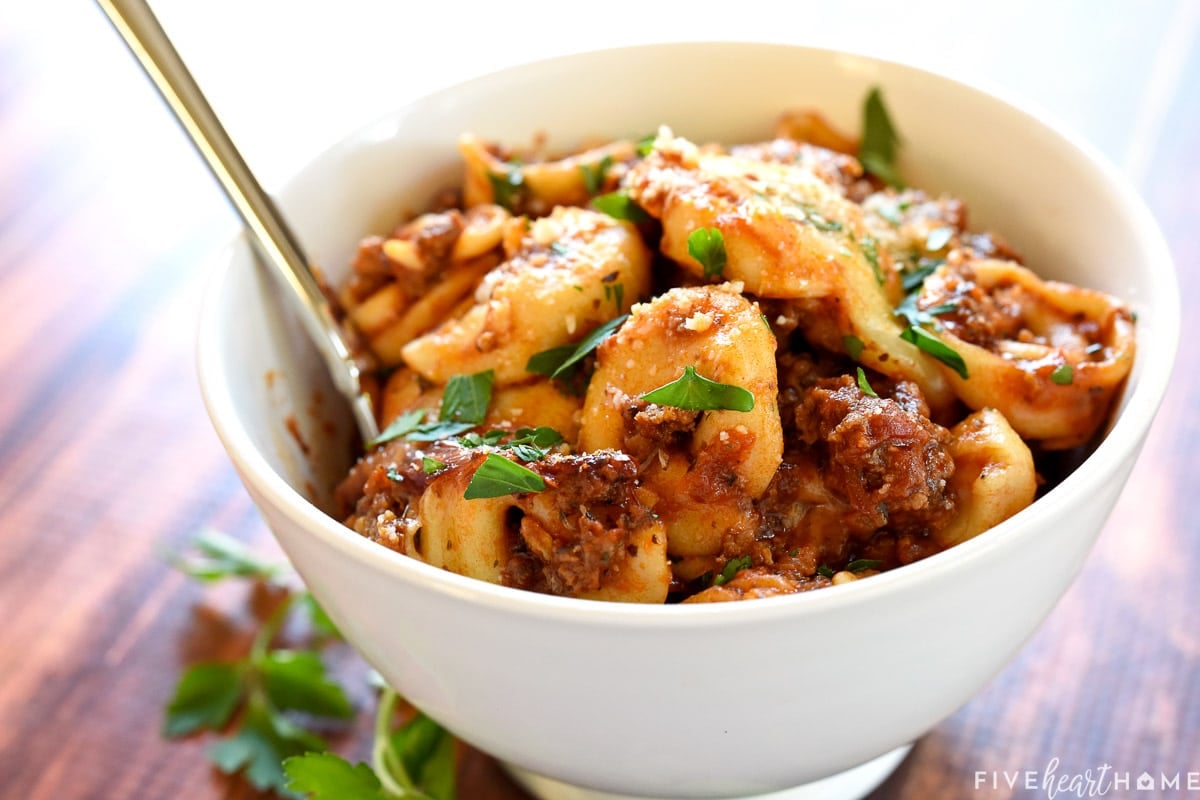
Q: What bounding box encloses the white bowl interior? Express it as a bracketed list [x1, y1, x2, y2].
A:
[197, 43, 1177, 797]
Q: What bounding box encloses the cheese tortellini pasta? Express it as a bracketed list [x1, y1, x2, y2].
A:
[333, 96, 1135, 604]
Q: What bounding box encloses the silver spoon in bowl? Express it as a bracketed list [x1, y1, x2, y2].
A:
[95, 0, 381, 444]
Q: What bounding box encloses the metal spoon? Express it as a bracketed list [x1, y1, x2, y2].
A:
[95, 0, 380, 444]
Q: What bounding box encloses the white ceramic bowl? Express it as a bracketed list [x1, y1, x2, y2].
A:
[197, 43, 1177, 799]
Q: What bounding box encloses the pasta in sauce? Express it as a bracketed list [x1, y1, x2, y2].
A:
[332, 96, 1135, 604]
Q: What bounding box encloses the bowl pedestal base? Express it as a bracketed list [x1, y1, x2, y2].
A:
[503, 744, 912, 800]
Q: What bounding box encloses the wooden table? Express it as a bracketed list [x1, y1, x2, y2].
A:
[2, 2, 1197, 798]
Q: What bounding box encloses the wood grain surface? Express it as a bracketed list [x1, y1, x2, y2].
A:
[1, 2, 1197, 799]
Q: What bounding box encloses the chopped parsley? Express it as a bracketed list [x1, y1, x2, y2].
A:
[463, 454, 546, 499]
[846, 558, 884, 573]
[592, 191, 650, 222]
[687, 227, 727, 279]
[816, 564, 835, 579]
[421, 457, 446, 475]
[640, 365, 754, 412]
[859, 87, 906, 189]
[713, 555, 752, 586]
[439, 369, 494, 425]
[843, 334, 865, 361]
[487, 161, 524, 210]
[635, 133, 656, 157]
[579, 155, 614, 195]
[367, 408, 426, 448]
[1050, 364, 1075, 385]
[604, 281, 625, 312]
[902, 258, 943, 293]
[861, 235, 885, 284]
[526, 314, 628, 381]
[900, 326, 969, 379]
[856, 367, 878, 398]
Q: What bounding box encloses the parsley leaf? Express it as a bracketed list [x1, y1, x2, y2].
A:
[525, 344, 576, 377]
[861, 235, 885, 284]
[1050, 364, 1074, 385]
[816, 564, 835, 579]
[635, 133, 656, 157]
[284, 753, 386, 799]
[163, 663, 243, 738]
[687, 227, 727, 279]
[579, 155, 614, 195]
[511, 427, 565, 448]
[260, 650, 354, 720]
[464, 454, 546, 499]
[527, 314, 628, 381]
[640, 365, 754, 412]
[713, 556, 752, 586]
[440, 370, 494, 424]
[391, 713, 457, 800]
[856, 367, 879, 398]
[604, 281, 625, 313]
[902, 259, 942, 293]
[168, 529, 285, 583]
[209, 700, 324, 795]
[367, 409, 427, 448]
[298, 592, 340, 639]
[487, 162, 524, 210]
[900, 326, 969, 379]
[404, 421, 476, 443]
[846, 558, 884, 573]
[592, 191, 650, 223]
[422, 457, 446, 474]
[859, 86, 906, 189]
[843, 334, 865, 361]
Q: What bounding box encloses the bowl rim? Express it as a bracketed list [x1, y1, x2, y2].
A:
[196, 40, 1180, 628]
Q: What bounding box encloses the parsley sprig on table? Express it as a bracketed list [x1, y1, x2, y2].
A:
[164, 531, 457, 799]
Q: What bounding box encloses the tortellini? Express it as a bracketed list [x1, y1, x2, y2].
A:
[334, 105, 1135, 604]
[402, 206, 651, 385]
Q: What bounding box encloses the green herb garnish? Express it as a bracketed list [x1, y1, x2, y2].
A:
[368, 409, 427, 448]
[604, 281, 625, 312]
[843, 334, 865, 361]
[422, 457, 445, 475]
[859, 87, 905, 189]
[167, 528, 286, 583]
[550, 241, 570, 256]
[1050, 364, 1074, 385]
[846, 558, 884, 573]
[816, 564, 835, 579]
[404, 421, 476, 443]
[592, 191, 651, 223]
[527, 314, 628, 381]
[640, 365, 754, 412]
[635, 133, 656, 157]
[464, 454, 546, 499]
[856, 367, 879, 398]
[902, 258, 942, 293]
[580, 155, 614, 195]
[439, 370, 494, 424]
[900, 326, 969, 379]
[487, 162, 524, 210]
[687, 227, 727, 279]
[861, 235, 884, 284]
[713, 555, 752, 586]
[925, 226, 954, 252]
[284, 692, 456, 800]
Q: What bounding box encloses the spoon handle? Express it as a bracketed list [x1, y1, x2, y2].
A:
[94, 0, 380, 443]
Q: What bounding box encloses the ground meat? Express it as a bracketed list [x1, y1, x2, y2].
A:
[507, 451, 658, 596]
[795, 375, 956, 535]
[334, 438, 473, 551]
[621, 397, 701, 457]
[918, 262, 1024, 347]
